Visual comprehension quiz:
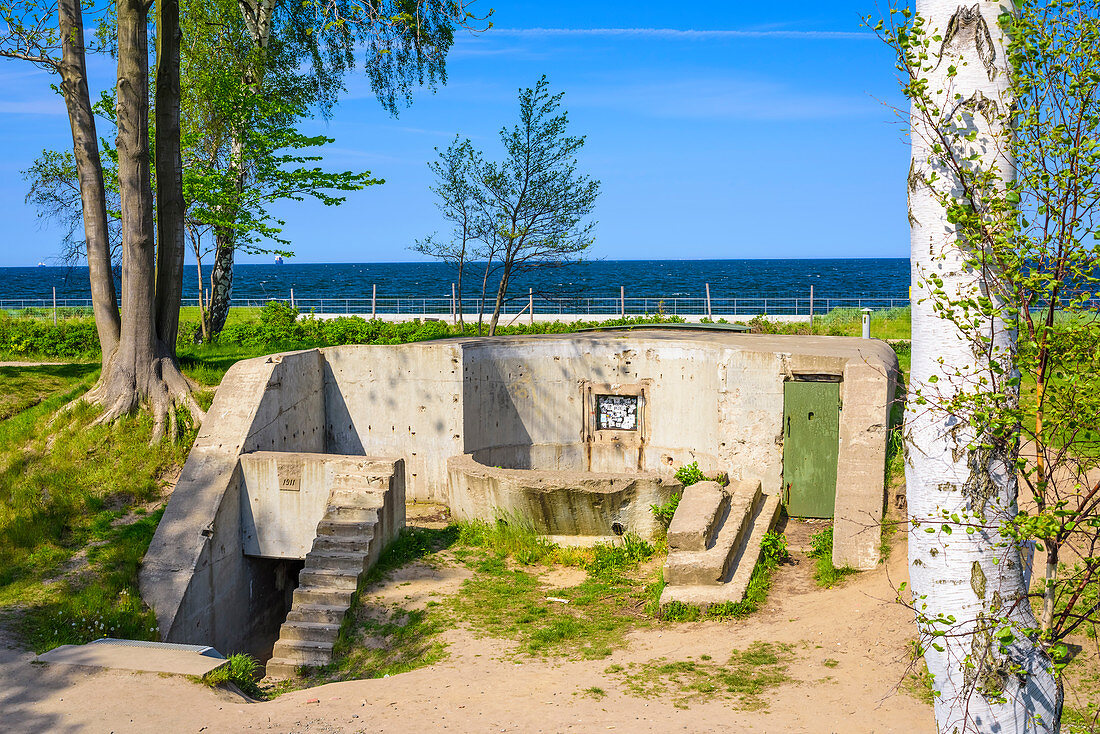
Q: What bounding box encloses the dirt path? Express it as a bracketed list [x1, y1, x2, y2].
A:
[1, 521, 938, 734]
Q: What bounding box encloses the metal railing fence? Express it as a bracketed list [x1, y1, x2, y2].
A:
[1, 295, 913, 317]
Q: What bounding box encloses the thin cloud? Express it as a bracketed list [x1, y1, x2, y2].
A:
[491, 27, 873, 41]
[0, 100, 63, 115]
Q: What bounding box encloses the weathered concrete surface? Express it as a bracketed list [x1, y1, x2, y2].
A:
[666, 481, 727, 552]
[324, 344, 463, 503]
[240, 452, 402, 559]
[36, 640, 227, 677]
[447, 453, 678, 540]
[139, 350, 325, 659]
[142, 329, 898, 655]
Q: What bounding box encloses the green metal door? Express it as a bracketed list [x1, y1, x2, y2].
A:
[782, 380, 840, 518]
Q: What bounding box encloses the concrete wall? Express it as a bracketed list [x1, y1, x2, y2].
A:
[239, 452, 401, 559]
[140, 350, 325, 658]
[315, 332, 897, 567]
[323, 344, 464, 502]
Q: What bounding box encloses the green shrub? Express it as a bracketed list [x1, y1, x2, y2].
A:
[650, 492, 682, 528]
[203, 653, 263, 698]
[760, 532, 790, 565]
[673, 461, 708, 487]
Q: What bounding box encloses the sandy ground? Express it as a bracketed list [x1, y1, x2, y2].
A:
[0, 513, 944, 734]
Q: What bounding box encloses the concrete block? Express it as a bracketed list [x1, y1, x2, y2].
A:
[667, 481, 727, 551]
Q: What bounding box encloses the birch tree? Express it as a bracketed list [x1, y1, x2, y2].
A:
[203, 0, 491, 336]
[881, 1, 1086, 730]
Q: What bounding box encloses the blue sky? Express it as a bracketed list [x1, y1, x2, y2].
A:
[0, 0, 909, 266]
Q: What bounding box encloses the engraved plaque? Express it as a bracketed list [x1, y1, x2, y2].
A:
[596, 394, 639, 431]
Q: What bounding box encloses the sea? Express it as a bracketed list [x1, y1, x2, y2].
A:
[0, 259, 909, 302]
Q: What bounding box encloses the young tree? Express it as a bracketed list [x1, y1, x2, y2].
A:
[881, 1, 1100, 730]
[414, 136, 480, 329]
[419, 77, 600, 336]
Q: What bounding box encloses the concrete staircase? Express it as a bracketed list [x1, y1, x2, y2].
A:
[265, 472, 400, 679]
[660, 478, 782, 610]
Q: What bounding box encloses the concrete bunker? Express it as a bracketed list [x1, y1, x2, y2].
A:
[140, 329, 899, 670]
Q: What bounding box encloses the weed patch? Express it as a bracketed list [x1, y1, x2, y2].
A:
[808, 526, 858, 588]
[609, 641, 794, 710]
[446, 522, 657, 659]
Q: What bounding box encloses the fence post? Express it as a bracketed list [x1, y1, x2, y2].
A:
[809, 285, 814, 332]
[862, 308, 872, 339]
[52, 287, 57, 325]
[372, 284, 377, 320]
[452, 282, 457, 325]
[705, 283, 712, 321]
[620, 286, 625, 319]
[529, 288, 534, 326]
[290, 288, 295, 309]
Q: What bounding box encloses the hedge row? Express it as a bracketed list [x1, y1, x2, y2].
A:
[1, 302, 689, 359]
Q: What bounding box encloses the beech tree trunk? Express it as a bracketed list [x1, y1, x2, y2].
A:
[488, 265, 510, 336]
[57, 0, 120, 366]
[907, 2, 1061, 731]
[82, 0, 202, 441]
[155, 0, 185, 349]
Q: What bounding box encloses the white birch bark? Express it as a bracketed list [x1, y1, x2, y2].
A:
[907, 1, 1061, 731]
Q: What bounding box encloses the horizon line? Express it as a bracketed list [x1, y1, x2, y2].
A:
[488, 27, 874, 41]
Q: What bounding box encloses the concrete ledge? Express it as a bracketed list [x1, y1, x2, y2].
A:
[447, 453, 680, 540]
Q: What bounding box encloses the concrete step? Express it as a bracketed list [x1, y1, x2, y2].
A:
[270, 638, 333, 666]
[726, 493, 783, 599]
[328, 489, 385, 508]
[264, 659, 301, 679]
[312, 534, 375, 554]
[663, 480, 762, 586]
[298, 568, 361, 590]
[316, 519, 377, 538]
[293, 586, 355, 608]
[659, 493, 783, 610]
[324, 505, 381, 523]
[667, 481, 729, 552]
[285, 603, 350, 626]
[277, 621, 343, 643]
[304, 550, 369, 573]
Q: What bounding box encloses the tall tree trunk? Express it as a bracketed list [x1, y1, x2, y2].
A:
[907, 2, 1061, 731]
[155, 0, 185, 349]
[82, 0, 202, 442]
[57, 0, 120, 366]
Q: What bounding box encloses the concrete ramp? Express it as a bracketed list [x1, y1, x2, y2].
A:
[660, 479, 782, 610]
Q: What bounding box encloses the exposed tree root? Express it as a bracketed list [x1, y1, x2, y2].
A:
[59, 351, 205, 444]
